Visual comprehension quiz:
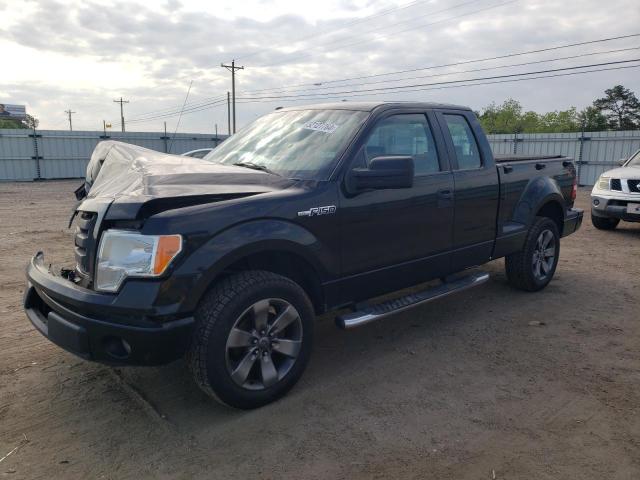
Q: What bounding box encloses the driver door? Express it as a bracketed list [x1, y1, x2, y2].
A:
[332, 111, 455, 304]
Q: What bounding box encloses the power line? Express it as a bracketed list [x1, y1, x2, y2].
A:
[234, 63, 640, 104]
[127, 98, 228, 124]
[238, 58, 640, 100]
[168, 81, 193, 152]
[128, 94, 227, 121]
[242, 33, 640, 94]
[255, 0, 518, 68]
[241, 46, 640, 96]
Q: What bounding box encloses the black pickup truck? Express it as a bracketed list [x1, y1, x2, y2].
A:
[24, 102, 582, 409]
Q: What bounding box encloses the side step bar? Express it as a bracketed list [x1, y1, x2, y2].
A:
[335, 272, 489, 330]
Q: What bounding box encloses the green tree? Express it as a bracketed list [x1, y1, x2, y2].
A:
[537, 108, 580, 133]
[0, 118, 26, 129]
[577, 106, 608, 132]
[593, 85, 640, 130]
[22, 114, 39, 129]
[477, 99, 525, 134]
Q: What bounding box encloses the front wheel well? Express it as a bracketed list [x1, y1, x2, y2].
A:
[216, 251, 325, 314]
[536, 201, 564, 235]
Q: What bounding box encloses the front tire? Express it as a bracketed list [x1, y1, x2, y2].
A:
[505, 217, 560, 292]
[591, 214, 619, 230]
[188, 270, 314, 409]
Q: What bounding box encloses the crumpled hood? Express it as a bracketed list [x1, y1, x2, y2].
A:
[79, 140, 294, 220]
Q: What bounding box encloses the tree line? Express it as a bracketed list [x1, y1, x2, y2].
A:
[476, 85, 640, 134]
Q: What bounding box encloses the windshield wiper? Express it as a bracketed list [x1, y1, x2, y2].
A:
[232, 162, 279, 176]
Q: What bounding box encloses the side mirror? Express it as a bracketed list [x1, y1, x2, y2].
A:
[346, 156, 414, 194]
[618, 158, 627, 166]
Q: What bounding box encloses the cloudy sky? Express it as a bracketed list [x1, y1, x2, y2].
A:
[1, 0, 638, 133]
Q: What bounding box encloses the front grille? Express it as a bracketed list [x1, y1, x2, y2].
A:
[74, 211, 98, 277]
[611, 178, 622, 191]
[628, 179, 640, 193]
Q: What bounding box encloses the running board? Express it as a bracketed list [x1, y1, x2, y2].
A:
[335, 272, 490, 330]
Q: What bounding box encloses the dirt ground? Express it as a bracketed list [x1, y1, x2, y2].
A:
[0, 180, 639, 480]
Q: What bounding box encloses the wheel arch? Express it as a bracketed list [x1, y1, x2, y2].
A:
[215, 250, 326, 314]
[510, 176, 567, 234]
[178, 219, 334, 315]
[535, 199, 565, 235]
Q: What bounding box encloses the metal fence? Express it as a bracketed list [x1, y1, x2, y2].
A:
[487, 130, 640, 186]
[2, 128, 639, 184]
[0, 129, 227, 181]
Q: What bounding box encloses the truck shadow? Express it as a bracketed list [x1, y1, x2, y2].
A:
[110, 260, 580, 440]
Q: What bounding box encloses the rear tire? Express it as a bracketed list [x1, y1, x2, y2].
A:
[505, 217, 560, 292]
[188, 270, 314, 409]
[591, 214, 619, 230]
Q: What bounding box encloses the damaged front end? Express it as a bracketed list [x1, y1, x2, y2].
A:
[24, 140, 289, 364]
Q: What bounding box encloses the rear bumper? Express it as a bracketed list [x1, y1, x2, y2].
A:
[24, 253, 194, 365]
[562, 208, 583, 237]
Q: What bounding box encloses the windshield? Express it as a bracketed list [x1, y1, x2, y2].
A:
[627, 150, 640, 167]
[203, 109, 369, 179]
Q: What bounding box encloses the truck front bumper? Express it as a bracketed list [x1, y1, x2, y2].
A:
[562, 208, 583, 237]
[24, 252, 194, 365]
[591, 194, 640, 222]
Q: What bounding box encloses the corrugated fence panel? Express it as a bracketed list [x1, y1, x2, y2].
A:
[487, 130, 640, 185]
[487, 134, 514, 155]
[518, 132, 581, 160]
[0, 130, 39, 180]
[0, 129, 228, 181]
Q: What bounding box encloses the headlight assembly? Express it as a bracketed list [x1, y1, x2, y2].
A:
[95, 230, 182, 292]
[597, 176, 610, 190]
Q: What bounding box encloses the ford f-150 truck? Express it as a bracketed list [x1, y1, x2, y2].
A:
[24, 102, 583, 409]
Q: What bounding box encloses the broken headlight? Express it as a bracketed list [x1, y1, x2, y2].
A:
[95, 230, 182, 292]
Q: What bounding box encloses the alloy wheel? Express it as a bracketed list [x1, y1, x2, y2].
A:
[225, 298, 303, 390]
[532, 229, 556, 281]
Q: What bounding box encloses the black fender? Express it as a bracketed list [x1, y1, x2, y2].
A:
[511, 176, 566, 228]
[169, 219, 336, 313]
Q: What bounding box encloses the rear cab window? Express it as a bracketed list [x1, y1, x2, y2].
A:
[443, 114, 482, 170]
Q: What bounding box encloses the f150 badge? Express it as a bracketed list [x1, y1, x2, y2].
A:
[298, 205, 337, 217]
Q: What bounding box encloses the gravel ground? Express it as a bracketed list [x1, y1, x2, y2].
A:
[0, 180, 639, 480]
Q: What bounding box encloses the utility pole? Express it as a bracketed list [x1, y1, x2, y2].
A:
[113, 97, 129, 132]
[221, 60, 244, 133]
[226, 91, 231, 136]
[163, 121, 168, 153]
[64, 109, 76, 131]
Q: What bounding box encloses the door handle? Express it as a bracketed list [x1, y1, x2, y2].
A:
[502, 164, 513, 173]
[437, 189, 453, 199]
[535, 163, 546, 170]
[437, 189, 453, 208]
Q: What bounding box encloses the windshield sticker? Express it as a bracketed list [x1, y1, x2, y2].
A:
[302, 121, 339, 134]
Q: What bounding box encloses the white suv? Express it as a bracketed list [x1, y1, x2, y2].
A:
[591, 149, 640, 230]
